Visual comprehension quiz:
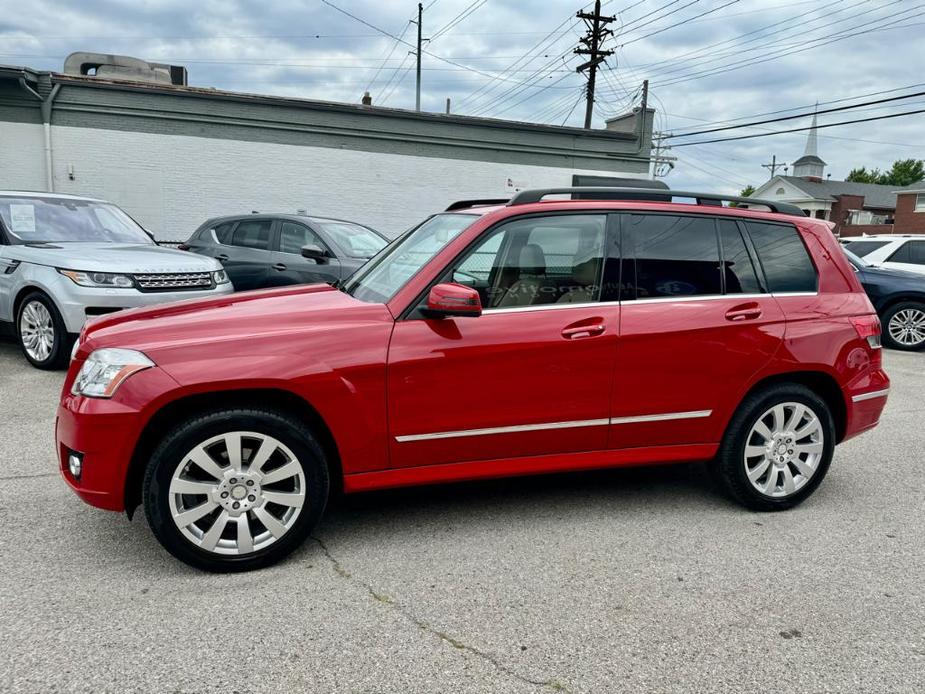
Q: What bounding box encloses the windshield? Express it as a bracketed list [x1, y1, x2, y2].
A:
[843, 239, 890, 258]
[314, 220, 387, 259]
[842, 247, 870, 267]
[343, 213, 477, 303]
[0, 196, 154, 245]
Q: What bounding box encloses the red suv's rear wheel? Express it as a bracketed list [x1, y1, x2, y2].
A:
[143, 408, 330, 572]
[712, 384, 835, 511]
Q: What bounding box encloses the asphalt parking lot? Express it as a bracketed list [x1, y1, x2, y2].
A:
[0, 339, 922, 694]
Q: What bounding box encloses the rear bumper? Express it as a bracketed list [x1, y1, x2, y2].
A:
[842, 367, 890, 441]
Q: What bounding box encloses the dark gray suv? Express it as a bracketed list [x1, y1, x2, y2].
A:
[182, 214, 388, 291]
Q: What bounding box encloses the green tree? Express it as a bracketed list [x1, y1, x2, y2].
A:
[846, 167, 881, 184]
[729, 184, 755, 207]
[882, 159, 925, 186]
[846, 160, 924, 186]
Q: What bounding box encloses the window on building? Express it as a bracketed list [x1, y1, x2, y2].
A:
[231, 219, 272, 250]
[915, 194, 925, 212]
[718, 220, 761, 294]
[744, 221, 818, 293]
[776, 187, 786, 195]
[628, 214, 722, 299]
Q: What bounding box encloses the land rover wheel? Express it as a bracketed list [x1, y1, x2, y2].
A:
[712, 384, 835, 511]
[16, 291, 70, 370]
[143, 408, 330, 572]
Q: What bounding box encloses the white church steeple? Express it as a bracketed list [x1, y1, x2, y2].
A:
[791, 107, 826, 181]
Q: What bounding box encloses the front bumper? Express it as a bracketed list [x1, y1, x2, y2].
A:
[53, 275, 234, 333]
[56, 366, 180, 512]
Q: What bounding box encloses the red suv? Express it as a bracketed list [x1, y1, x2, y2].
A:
[57, 188, 890, 571]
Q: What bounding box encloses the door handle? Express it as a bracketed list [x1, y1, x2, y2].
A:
[561, 324, 605, 339]
[216, 254, 229, 262]
[273, 263, 287, 271]
[725, 305, 762, 322]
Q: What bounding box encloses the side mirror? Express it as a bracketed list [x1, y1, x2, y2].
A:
[301, 244, 329, 264]
[422, 283, 482, 319]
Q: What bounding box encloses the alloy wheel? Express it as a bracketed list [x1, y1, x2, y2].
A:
[168, 431, 306, 555]
[743, 402, 824, 498]
[19, 300, 55, 362]
[888, 307, 925, 347]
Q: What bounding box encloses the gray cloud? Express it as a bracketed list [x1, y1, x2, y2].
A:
[1, 0, 923, 193]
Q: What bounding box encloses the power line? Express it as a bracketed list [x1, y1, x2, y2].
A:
[619, 0, 740, 46]
[429, 0, 488, 42]
[671, 108, 925, 147]
[668, 89, 925, 139]
[654, 2, 925, 88]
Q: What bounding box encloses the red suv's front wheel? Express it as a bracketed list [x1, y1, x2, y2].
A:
[143, 408, 330, 572]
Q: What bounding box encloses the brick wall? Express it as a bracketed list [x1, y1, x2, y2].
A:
[894, 192, 925, 233]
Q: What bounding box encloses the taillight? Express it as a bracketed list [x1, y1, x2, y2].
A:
[850, 314, 881, 350]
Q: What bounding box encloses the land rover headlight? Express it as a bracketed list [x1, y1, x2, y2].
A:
[71, 348, 155, 398]
[59, 269, 134, 288]
[213, 269, 230, 284]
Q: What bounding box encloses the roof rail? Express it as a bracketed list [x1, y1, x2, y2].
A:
[506, 187, 806, 217]
[445, 198, 510, 211]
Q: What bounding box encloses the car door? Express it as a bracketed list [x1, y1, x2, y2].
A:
[610, 213, 786, 450]
[267, 220, 342, 286]
[386, 212, 619, 469]
[882, 240, 925, 276]
[220, 218, 274, 290]
[0, 239, 17, 324]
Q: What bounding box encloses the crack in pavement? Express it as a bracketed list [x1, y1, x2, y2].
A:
[312, 536, 572, 693]
[1, 472, 58, 480]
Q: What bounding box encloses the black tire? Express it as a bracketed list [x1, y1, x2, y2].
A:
[711, 383, 835, 511]
[143, 408, 330, 572]
[15, 291, 71, 370]
[881, 301, 925, 351]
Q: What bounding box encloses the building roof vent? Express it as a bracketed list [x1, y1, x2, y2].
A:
[63, 52, 188, 86]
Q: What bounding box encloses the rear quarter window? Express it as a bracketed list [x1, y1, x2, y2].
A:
[744, 221, 818, 293]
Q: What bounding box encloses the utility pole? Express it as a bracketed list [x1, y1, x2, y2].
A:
[415, 2, 423, 112]
[651, 131, 677, 178]
[761, 155, 787, 178]
[574, 0, 615, 129]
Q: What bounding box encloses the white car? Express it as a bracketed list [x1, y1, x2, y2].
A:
[842, 235, 925, 276]
[0, 191, 233, 369]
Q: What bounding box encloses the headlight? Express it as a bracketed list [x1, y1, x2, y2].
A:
[71, 348, 155, 398]
[213, 269, 230, 284]
[59, 269, 134, 288]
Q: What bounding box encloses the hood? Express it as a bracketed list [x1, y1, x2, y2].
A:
[8, 242, 221, 273]
[79, 283, 392, 358]
[858, 264, 925, 283]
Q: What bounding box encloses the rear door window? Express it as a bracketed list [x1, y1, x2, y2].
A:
[744, 221, 817, 293]
[888, 240, 925, 265]
[205, 221, 235, 244]
[718, 220, 761, 294]
[627, 214, 722, 299]
[231, 219, 272, 250]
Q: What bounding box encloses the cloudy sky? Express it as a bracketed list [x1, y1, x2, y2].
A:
[2, 0, 923, 193]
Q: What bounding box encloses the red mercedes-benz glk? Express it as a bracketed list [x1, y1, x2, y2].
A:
[57, 188, 889, 571]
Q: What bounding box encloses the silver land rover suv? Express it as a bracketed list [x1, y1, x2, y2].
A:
[0, 192, 233, 369]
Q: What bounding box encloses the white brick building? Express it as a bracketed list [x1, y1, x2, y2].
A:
[0, 63, 655, 240]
